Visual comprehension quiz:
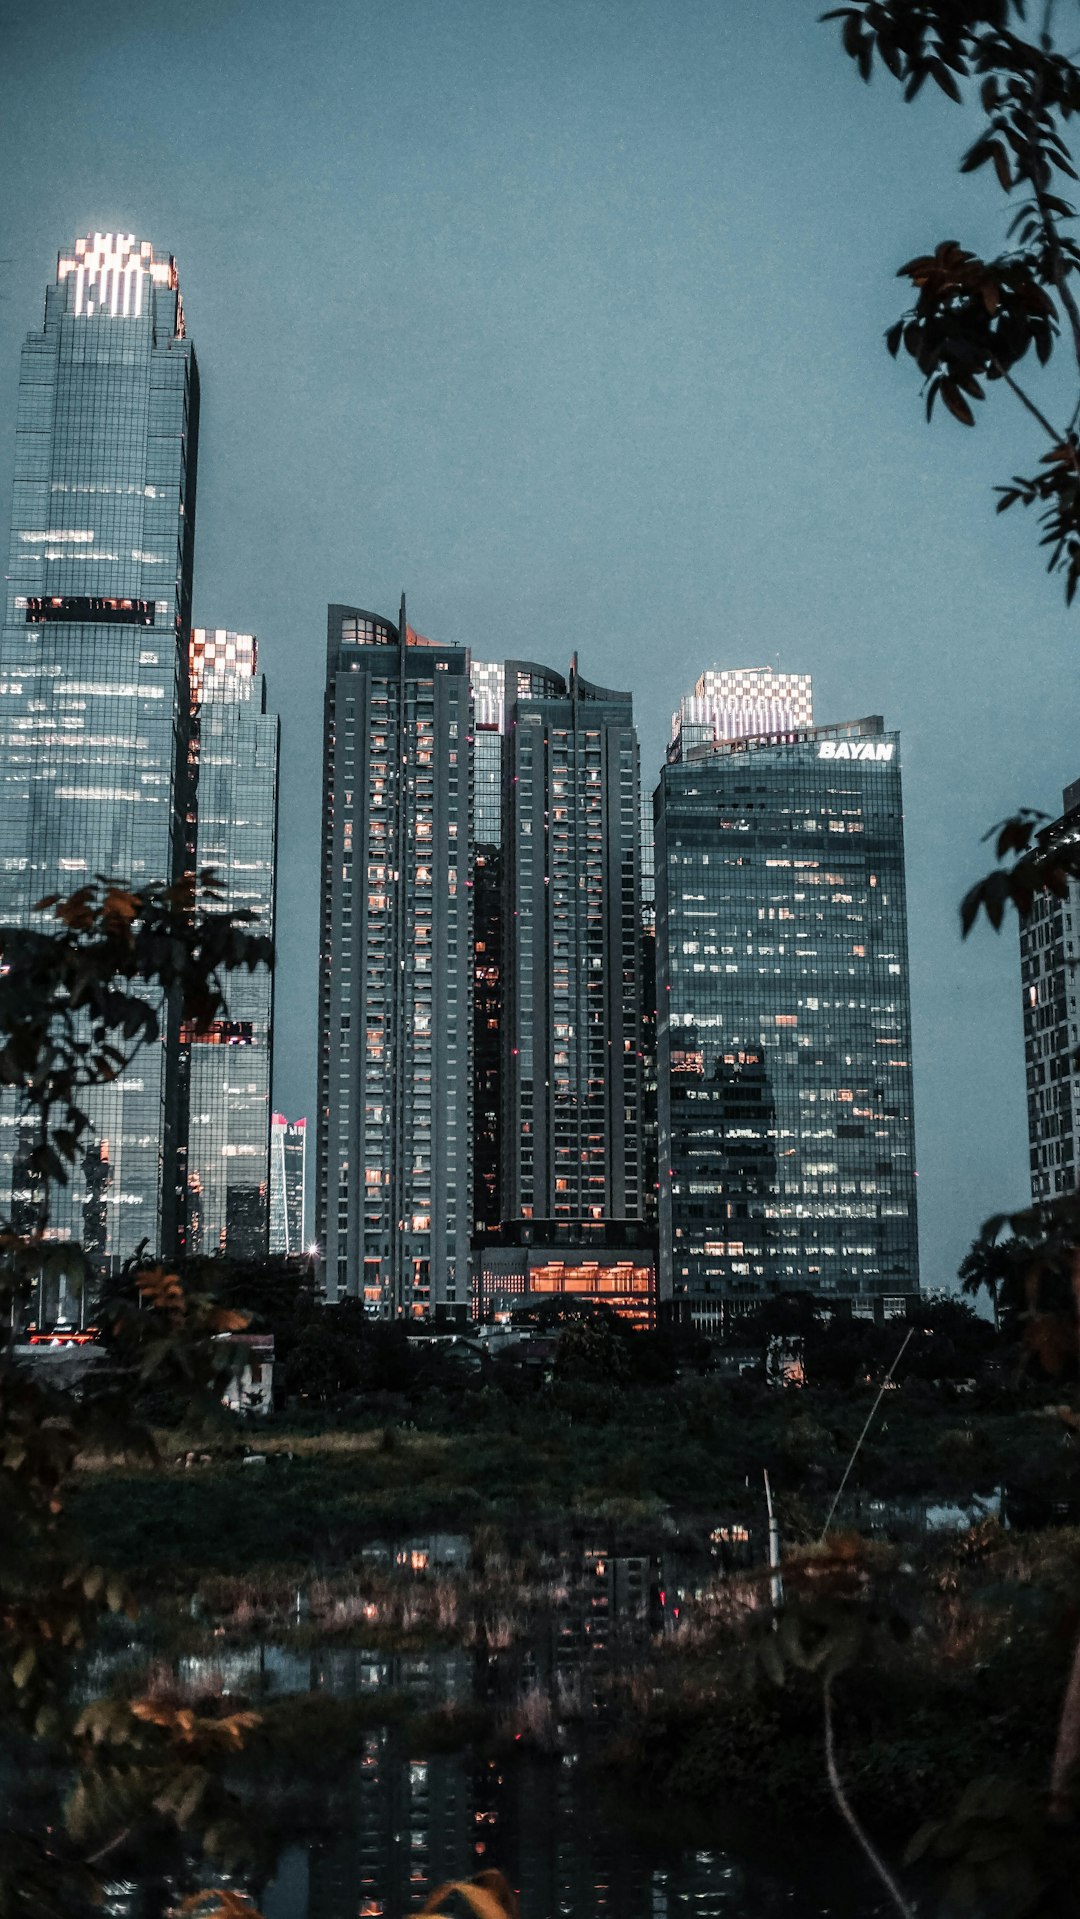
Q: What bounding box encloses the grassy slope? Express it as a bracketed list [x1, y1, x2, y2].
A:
[66, 1385, 1069, 1577]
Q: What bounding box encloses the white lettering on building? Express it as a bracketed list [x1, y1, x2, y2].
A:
[818, 741, 894, 762]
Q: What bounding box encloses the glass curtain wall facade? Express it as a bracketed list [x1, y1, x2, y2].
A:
[501, 658, 643, 1222]
[269, 1113, 307, 1255]
[0, 234, 198, 1268]
[1018, 777, 1080, 1200]
[656, 715, 919, 1324]
[317, 602, 472, 1313]
[185, 629, 278, 1257]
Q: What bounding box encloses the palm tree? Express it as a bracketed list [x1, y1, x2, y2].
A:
[957, 1233, 1030, 1334]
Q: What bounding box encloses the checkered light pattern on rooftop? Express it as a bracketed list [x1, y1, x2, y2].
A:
[471, 660, 506, 731]
[190, 629, 258, 704]
[57, 233, 178, 320]
[673, 666, 814, 745]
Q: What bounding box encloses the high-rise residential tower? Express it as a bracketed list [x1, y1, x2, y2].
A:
[317, 602, 472, 1313]
[185, 629, 278, 1257]
[269, 1113, 308, 1256]
[470, 661, 505, 1235]
[639, 789, 659, 1226]
[500, 658, 643, 1222]
[0, 234, 199, 1265]
[656, 681, 918, 1325]
[1019, 777, 1080, 1201]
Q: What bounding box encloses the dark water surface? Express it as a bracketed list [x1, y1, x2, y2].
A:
[238, 1532, 896, 1919]
[260, 1754, 888, 1919]
[75, 1516, 977, 1917]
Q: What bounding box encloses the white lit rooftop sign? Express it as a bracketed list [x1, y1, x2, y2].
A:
[818, 741, 894, 762]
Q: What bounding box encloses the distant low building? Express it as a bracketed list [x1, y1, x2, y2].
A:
[472, 1219, 657, 1329]
[217, 1331, 275, 1416]
[14, 1329, 105, 1392]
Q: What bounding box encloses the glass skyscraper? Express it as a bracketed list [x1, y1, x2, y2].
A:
[1018, 776, 1080, 1201]
[185, 629, 278, 1258]
[269, 1113, 308, 1256]
[500, 658, 644, 1222]
[656, 687, 918, 1325]
[317, 601, 472, 1313]
[0, 234, 199, 1265]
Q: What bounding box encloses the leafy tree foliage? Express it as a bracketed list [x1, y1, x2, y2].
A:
[0, 878, 271, 1918]
[0, 874, 270, 1206]
[820, 6, 1080, 1904]
[824, 3, 1080, 940]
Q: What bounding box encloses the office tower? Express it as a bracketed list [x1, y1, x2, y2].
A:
[656, 692, 918, 1325]
[672, 665, 814, 757]
[185, 630, 278, 1257]
[317, 601, 472, 1313]
[501, 657, 643, 1222]
[470, 661, 504, 1234]
[0, 233, 199, 1267]
[1019, 777, 1080, 1200]
[269, 1113, 308, 1255]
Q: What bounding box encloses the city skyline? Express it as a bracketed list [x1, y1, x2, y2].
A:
[2, 0, 1069, 1290]
[0, 218, 924, 1308]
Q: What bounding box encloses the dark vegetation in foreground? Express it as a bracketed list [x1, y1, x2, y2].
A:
[69, 1271, 1079, 1577]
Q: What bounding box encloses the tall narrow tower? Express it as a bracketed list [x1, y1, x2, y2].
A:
[269, 1113, 308, 1256]
[469, 660, 506, 1235]
[0, 233, 199, 1265]
[501, 658, 643, 1223]
[317, 602, 472, 1313]
[185, 629, 278, 1258]
[1018, 777, 1080, 1202]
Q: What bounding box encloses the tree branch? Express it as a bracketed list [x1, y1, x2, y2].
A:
[1013, 18, 1080, 375]
[85, 1823, 135, 1867]
[1049, 1627, 1080, 1817]
[1031, 171, 1080, 376]
[991, 356, 1078, 450]
[823, 1675, 918, 1919]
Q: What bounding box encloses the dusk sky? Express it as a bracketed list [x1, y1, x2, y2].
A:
[2, 0, 1074, 1286]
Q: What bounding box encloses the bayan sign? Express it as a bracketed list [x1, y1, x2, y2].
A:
[817, 740, 894, 762]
